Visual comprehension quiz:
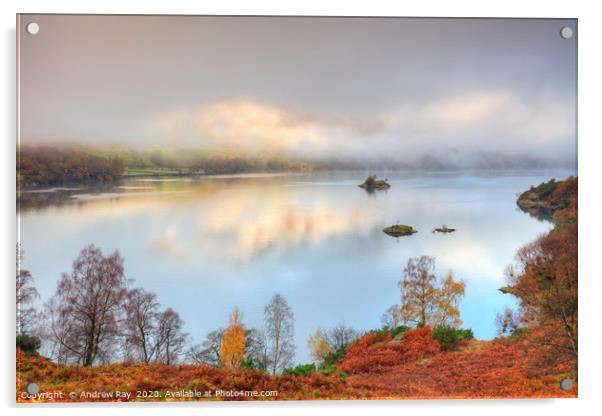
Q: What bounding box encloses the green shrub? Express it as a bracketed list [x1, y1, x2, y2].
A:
[241, 357, 268, 372]
[537, 179, 557, 199]
[510, 327, 529, 339]
[16, 333, 41, 354]
[322, 345, 348, 366]
[368, 325, 411, 341]
[432, 325, 474, 351]
[555, 197, 569, 210]
[389, 325, 411, 337]
[319, 364, 348, 379]
[282, 363, 316, 376]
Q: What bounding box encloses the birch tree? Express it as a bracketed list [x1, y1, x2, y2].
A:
[398, 256, 465, 328]
[264, 294, 294, 374]
[46, 245, 127, 366]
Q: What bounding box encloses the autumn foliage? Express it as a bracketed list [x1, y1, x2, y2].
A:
[339, 327, 440, 374]
[398, 256, 466, 327]
[17, 146, 123, 187]
[219, 308, 246, 369]
[307, 329, 333, 363]
[17, 327, 575, 402]
[345, 336, 576, 399]
[506, 176, 577, 376]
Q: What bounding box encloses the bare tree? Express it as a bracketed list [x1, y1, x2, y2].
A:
[123, 288, 159, 363]
[16, 244, 39, 335]
[244, 328, 269, 371]
[495, 307, 523, 337]
[46, 244, 127, 366]
[381, 304, 403, 329]
[187, 328, 224, 366]
[264, 293, 295, 375]
[45, 297, 78, 364]
[326, 322, 359, 350]
[154, 308, 187, 365]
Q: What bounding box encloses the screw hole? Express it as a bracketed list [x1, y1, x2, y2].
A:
[26, 22, 40, 35]
[560, 26, 573, 40]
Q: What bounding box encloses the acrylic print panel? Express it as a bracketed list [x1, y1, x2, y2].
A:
[16, 15, 577, 402]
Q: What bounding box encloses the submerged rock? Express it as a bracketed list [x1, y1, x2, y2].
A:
[359, 175, 390, 190]
[383, 224, 417, 237]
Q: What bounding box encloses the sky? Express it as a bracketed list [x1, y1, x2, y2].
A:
[18, 15, 577, 168]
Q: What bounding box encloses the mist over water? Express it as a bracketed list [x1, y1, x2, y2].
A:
[18, 169, 573, 363]
[20, 16, 577, 169]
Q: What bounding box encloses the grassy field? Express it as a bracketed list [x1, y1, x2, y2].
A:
[122, 167, 204, 177]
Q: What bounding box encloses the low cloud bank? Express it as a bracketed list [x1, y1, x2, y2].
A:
[146, 89, 575, 169]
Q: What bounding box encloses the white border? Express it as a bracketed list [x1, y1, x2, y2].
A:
[3, 1, 601, 415]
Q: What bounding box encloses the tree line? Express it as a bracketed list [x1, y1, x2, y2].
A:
[16, 244, 295, 373]
[187, 293, 295, 374]
[187, 294, 295, 375]
[18, 146, 124, 187]
[17, 246, 466, 372]
[17, 145, 315, 188]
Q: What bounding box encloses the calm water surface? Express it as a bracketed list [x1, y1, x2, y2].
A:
[18, 170, 573, 363]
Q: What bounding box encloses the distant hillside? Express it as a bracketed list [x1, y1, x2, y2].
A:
[17, 145, 315, 188]
[17, 146, 124, 188]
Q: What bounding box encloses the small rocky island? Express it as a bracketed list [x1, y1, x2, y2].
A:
[433, 225, 456, 233]
[383, 224, 418, 237]
[359, 175, 390, 191]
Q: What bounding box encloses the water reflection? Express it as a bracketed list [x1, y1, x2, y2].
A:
[18, 170, 572, 363]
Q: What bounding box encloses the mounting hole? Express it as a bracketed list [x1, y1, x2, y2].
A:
[560, 378, 574, 390]
[560, 26, 573, 39]
[25, 383, 39, 395]
[26, 22, 40, 35]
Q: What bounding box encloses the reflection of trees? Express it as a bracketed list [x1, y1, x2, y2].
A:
[17, 186, 114, 212]
[516, 205, 553, 222]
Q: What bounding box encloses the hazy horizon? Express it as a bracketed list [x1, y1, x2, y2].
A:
[19, 16, 577, 169]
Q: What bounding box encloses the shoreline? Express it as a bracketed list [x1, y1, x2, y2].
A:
[17, 167, 577, 193]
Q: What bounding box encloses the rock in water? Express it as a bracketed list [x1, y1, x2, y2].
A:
[433, 225, 456, 233]
[359, 175, 390, 190]
[383, 224, 417, 237]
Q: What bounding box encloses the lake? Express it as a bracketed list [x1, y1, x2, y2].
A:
[18, 170, 574, 363]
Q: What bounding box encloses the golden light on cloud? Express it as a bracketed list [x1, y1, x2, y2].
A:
[147, 89, 574, 166]
[196, 101, 320, 153]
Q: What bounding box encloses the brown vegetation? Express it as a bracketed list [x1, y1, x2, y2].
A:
[18, 146, 123, 187]
[504, 176, 578, 377]
[17, 327, 575, 401]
